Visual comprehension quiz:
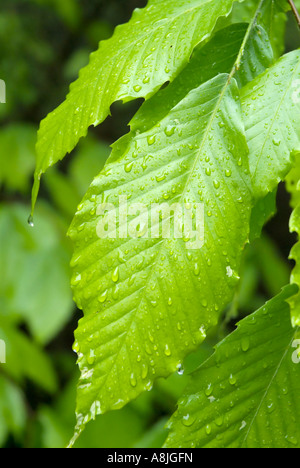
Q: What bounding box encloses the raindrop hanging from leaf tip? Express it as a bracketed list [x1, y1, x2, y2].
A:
[28, 215, 34, 228]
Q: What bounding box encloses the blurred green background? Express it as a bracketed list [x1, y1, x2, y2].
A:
[0, 0, 299, 448]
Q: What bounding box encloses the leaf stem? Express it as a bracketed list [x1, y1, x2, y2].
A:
[289, 0, 300, 29]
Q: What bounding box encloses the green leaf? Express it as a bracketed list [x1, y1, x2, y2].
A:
[31, 0, 245, 215]
[68, 72, 253, 441]
[241, 49, 300, 198]
[165, 285, 300, 448]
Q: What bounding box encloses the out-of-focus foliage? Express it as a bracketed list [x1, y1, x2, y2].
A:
[0, 0, 299, 448]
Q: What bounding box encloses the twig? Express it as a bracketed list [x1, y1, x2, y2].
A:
[289, 0, 300, 29]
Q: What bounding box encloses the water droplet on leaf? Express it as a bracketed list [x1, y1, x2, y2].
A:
[229, 374, 237, 385]
[182, 414, 195, 427]
[147, 135, 156, 146]
[125, 161, 134, 173]
[111, 266, 119, 283]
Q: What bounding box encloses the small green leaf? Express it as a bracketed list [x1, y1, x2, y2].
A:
[165, 286, 300, 448]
